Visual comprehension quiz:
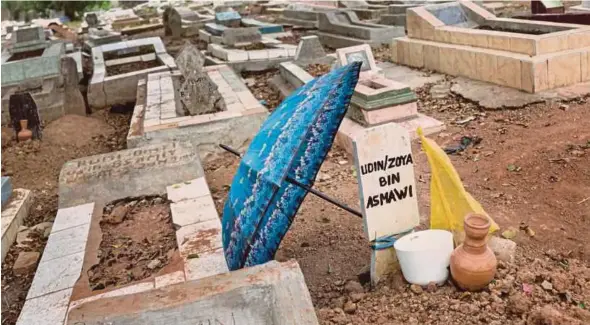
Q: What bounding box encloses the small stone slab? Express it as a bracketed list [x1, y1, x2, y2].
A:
[166, 177, 210, 203]
[52, 202, 94, 233]
[40, 222, 91, 263]
[175, 43, 206, 77]
[184, 248, 229, 281]
[171, 195, 218, 228]
[221, 27, 261, 46]
[155, 271, 185, 289]
[58, 141, 204, 208]
[27, 251, 84, 299]
[13, 251, 40, 275]
[336, 44, 379, 74]
[294, 35, 327, 64]
[67, 260, 319, 325]
[1, 177, 12, 208]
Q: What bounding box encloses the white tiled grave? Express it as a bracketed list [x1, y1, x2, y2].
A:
[18, 142, 229, 325]
[1, 188, 33, 262]
[126, 66, 268, 157]
[88, 37, 177, 110]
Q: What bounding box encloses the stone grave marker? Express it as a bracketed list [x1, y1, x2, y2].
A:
[335, 44, 379, 74]
[61, 56, 87, 116]
[221, 27, 261, 46]
[85, 12, 99, 27]
[215, 11, 242, 27]
[294, 35, 327, 64]
[352, 123, 419, 285]
[175, 42, 205, 77]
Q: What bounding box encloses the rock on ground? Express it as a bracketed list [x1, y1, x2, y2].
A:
[13, 252, 40, 275]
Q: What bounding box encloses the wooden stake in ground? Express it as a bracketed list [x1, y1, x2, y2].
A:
[352, 123, 420, 285]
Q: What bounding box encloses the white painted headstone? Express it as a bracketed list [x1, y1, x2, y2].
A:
[352, 123, 419, 284]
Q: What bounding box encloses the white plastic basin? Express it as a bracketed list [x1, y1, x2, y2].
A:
[394, 229, 454, 286]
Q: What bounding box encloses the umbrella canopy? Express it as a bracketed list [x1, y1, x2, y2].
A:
[222, 62, 362, 270]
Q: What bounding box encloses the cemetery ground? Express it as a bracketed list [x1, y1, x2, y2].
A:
[1, 22, 590, 325]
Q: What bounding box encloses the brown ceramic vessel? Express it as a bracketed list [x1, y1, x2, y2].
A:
[450, 213, 497, 291]
[17, 119, 32, 142]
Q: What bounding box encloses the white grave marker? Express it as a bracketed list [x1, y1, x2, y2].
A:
[352, 123, 419, 285]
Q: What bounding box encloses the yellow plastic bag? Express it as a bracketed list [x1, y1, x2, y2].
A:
[417, 128, 499, 237]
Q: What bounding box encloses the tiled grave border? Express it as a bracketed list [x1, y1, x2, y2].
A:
[17, 177, 228, 325]
[88, 37, 177, 109]
[127, 65, 268, 147]
[1, 189, 33, 262]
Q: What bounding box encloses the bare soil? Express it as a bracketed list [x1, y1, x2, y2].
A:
[204, 89, 590, 324]
[1, 111, 130, 325]
[88, 195, 177, 291]
[305, 63, 331, 78]
[105, 60, 163, 76]
[241, 69, 282, 111]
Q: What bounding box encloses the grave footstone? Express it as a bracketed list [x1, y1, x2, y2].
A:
[221, 27, 261, 46]
[85, 13, 99, 27]
[294, 35, 327, 65]
[179, 73, 226, 116]
[352, 123, 419, 285]
[8, 92, 42, 141]
[215, 11, 242, 27]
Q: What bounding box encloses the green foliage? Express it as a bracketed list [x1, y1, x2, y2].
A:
[2, 1, 111, 21]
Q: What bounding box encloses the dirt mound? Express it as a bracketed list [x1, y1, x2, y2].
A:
[43, 114, 114, 148]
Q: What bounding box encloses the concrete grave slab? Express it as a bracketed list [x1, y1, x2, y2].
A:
[294, 35, 334, 66]
[58, 141, 203, 208]
[67, 260, 319, 325]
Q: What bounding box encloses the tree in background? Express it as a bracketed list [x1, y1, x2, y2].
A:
[1, 1, 111, 21]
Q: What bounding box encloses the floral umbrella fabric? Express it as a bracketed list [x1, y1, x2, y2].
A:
[222, 62, 361, 270]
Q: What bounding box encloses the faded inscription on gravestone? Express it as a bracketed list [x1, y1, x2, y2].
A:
[353, 123, 419, 239]
[15, 26, 42, 43]
[60, 142, 197, 185]
[222, 27, 261, 46]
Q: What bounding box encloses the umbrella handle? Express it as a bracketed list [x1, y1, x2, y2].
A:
[219, 144, 363, 218]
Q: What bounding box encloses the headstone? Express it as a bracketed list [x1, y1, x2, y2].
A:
[215, 11, 242, 27]
[339, 0, 368, 9]
[294, 36, 327, 64]
[221, 27, 261, 46]
[352, 123, 419, 285]
[175, 42, 206, 77]
[9, 92, 42, 141]
[61, 57, 87, 116]
[179, 72, 226, 116]
[336, 44, 379, 74]
[85, 12, 99, 27]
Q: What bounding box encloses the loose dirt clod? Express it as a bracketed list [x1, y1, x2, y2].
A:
[88, 195, 177, 290]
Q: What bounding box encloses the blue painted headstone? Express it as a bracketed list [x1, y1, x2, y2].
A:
[205, 23, 227, 36]
[215, 11, 242, 27]
[1, 177, 13, 208]
[241, 18, 284, 34]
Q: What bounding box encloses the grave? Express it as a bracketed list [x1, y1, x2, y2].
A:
[339, 0, 389, 21]
[104, 8, 145, 31]
[379, 1, 446, 27]
[127, 64, 268, 157]
[269, 36, 335, 94]
[279, 3, 346, 29]
[17, 140, 230, 325]
[334, 44, 444, 154]
[163, 6, 214, 39]
[352, 123, 419, 285]
[391, 1, 590, 93]
[1, 25, 86, 123]
[531, 0, 564, 14]
[66, 260, 318, 325]
[200, 10, 290, 41]
[201, 24, 298, 72]
[87, 37, 177, 110]
[1, 187, 33, 263]
[314, 11, 405, 48]
[84, 27, 123, 49]
[514, 0, 590, 25]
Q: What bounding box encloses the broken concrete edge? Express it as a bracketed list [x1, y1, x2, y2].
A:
[1, 189, 33, 263]
[67, 260, 319, 325]
[17, 175, 227, 325]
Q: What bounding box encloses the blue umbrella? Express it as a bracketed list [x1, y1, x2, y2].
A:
[221, 62, 362, 270]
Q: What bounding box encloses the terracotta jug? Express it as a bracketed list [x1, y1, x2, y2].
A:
[17, 119, 33, 142]
[450, 213, 497, 291]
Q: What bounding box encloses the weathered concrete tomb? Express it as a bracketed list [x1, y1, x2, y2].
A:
[315, 11, 405, 48]
[392, 1, 590, 92]
[1, 25, 86, 123]
[84, 27, 123, 49]
[88, 37, 176, 110]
